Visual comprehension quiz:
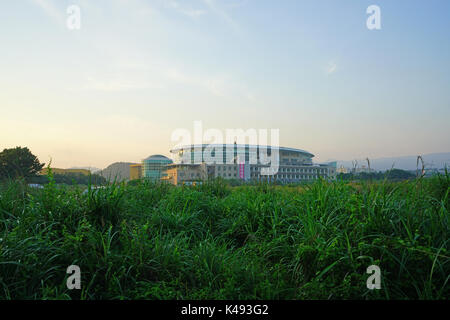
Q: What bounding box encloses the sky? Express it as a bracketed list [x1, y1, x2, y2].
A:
[1, 0, 449, 169]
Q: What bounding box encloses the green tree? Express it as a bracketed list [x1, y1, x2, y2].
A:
[384, 168, 415, 180]
[0, 147, 45, 180]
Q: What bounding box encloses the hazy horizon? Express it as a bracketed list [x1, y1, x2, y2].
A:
[31, 151, 450, 171]
[1, 0, 449, 169]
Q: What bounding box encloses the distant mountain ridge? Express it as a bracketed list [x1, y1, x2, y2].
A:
[337, 152, 450, 171]
[98, 162, 137, 182]
[68, 166, 101, 173]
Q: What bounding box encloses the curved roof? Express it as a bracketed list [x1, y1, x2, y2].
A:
[143, 154, 172, 161]
[170, 144, 314, 158]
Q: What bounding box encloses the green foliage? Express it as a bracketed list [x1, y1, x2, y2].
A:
[338, 169, 416, 182]
[0, 175, 448, 300]
[29, 172, 107, 186]
[0, 147, 44, 180]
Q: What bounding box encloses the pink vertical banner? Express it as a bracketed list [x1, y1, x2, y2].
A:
[239, 163, 245, 179]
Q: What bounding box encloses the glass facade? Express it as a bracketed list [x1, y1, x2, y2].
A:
[167, 145, 336, 184]
[170, 144, 336, 184]
[142, 155, 173, 180]
[172, 144, 291, 165]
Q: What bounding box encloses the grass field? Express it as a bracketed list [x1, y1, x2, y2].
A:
[0, 172, 448, 300]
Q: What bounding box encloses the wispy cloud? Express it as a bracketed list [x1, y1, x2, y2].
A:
[166, 68, 223, 95]
[166, 67, 255, 101]
[182, 8, 207, 18]
[82, 77, 165, 92]
[164, 0, 207, 18]
[202, 0, 240, 32]
[225, 0, 249, 9]
[31, 0, 64, 25]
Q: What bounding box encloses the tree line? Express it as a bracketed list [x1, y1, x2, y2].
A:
[337, 169, 416, 181]
[0, 147, 106, 185]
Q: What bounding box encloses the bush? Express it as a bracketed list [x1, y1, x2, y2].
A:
[0, 175, 448, 300]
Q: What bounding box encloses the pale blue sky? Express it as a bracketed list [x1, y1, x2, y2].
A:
[1, 0, 449, 168]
